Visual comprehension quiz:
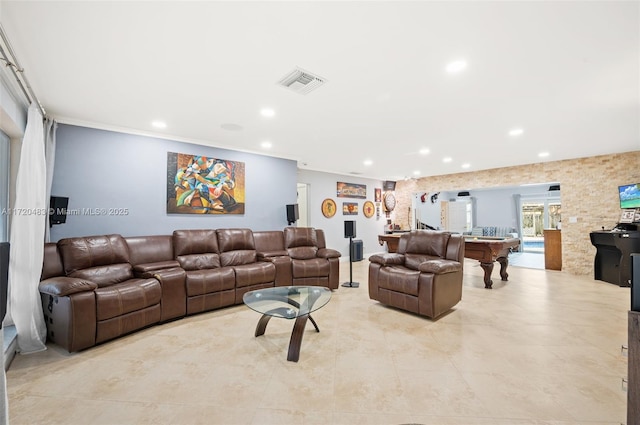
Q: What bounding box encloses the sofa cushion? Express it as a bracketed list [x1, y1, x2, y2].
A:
[291, 258, 329, 278]
[404, 253, 441, 271]
[95, 278, 161, 321]
[126, 235, 175, 265]
[233, 262, 276, 288]
[288, 246, 318, 260]
[177, 253, 220, 271]
[216, 228, 255, 252]
[69, 263, 134, 287]
[58, 234, 130, 275]
[377, 266, 420, 296]
[483, 227, 496, 237]
[220, 250, 257, 267]
[184, 267, 235, 297]
[173, 229, 219, 256]
[253, 230, 286, 254]
[368, 253, 405, 266]
[42, 243, 64, 280]
[406, 231, 450, 258]
[418, 259, 462, 274]
[284, 227, 317, 249]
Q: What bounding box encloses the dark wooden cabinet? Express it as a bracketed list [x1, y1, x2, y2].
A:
[629, 310, 640, 425]
[543, 229, 562, 270]
[590, 230, 640, 287]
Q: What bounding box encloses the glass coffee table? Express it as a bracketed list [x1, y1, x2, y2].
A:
[242, 286, 331, 362]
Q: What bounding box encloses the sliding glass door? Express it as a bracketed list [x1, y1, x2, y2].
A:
[520, 195, 561, 252]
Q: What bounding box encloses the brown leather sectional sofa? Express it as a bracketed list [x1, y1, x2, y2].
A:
[39, 227, 340, 353]
[368, 230, 465, 319]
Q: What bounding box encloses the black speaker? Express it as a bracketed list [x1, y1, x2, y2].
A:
[0, 242, 9, 327]
[286, 204, 299, 225]
[50, 196, 69, 226]
[344, 220, 356, 238]
[632, 253, 640, 312]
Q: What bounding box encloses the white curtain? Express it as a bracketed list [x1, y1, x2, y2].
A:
[7, 103, 47, 354]
[44, 118, 57, 243]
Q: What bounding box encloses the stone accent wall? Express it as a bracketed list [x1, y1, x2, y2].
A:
[391, 151, 640, 275]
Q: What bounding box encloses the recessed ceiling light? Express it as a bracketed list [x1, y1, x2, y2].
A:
[260, 108, 275, 117]
[443, 157, 452, 163]
[509, 128, 524, 137]
[445, 60, 467, 74]
[151, 120, 166, 129]
[419, 148, 430, 155]
[461, 163, 471, 169]
[538, 152, 550, 158]
[363, 159, 373, 166]
[260, 141, 272, 149]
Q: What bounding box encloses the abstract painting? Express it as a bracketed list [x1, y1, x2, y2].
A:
[167, 152, 245, 214]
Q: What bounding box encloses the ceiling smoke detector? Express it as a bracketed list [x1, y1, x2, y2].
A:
[277, 67, 326, 95]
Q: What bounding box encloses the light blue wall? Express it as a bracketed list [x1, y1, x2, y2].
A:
[297, 169, 385, 259]
[50, 124, 297, 241]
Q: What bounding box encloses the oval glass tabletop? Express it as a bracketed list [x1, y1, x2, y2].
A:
[242, 286, 331, 319]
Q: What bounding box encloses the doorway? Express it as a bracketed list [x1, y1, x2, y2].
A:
[297, 183, 309, 227]
[519, 197, 561, 253]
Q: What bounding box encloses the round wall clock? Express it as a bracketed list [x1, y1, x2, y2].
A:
[363, 201, 375, 218]
[321, 198, 337, 218]
[383, 192, 397, 212]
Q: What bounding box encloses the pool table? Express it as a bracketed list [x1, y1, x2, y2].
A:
[378, 233, 404, 253]
[464, 236, 520, 289]
[378, 233, 520, 289]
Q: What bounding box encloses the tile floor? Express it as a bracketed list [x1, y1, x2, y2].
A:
[6, 258, 630, 425]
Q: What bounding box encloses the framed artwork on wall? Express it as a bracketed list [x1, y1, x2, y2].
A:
[343, 202, 358, 215]
[167, 152, 245, 214]
[375, 188, 382, 202]
[337, 182, 366, 199]
[321, 198, 337, 218]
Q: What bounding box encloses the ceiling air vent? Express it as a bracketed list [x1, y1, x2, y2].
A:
[277, 67, 326, 95]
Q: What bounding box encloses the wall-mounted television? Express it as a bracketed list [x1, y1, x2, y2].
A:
[619, 183, 640, 209]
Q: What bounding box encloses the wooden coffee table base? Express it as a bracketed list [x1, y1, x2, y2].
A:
[254, 311, 320, 362]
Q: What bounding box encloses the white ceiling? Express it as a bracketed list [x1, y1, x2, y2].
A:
[1, 1, 638, 181]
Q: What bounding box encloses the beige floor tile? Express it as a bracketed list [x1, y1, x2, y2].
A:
[6, 259, 630, 424]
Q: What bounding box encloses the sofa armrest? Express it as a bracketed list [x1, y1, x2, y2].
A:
[418, 259, 462, 274]
[317, 248, 341, 259]
[133, 260, 181, 278]
[257, 250, 288, 259]
[39, 277, 98, 297]
[153, 267, 187, 322]
[368, 253, 405, 266]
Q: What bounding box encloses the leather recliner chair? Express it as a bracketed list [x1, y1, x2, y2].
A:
[215, 228, 276, 303]
[172, 229, 236, 315]
[39, 234, 162, 352]
[368, 230, 465, 319]
[283, 227, 341, 289]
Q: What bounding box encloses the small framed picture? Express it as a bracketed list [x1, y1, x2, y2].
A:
[620, 209, 635, 223]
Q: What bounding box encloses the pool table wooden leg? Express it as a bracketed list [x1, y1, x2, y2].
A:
[497, 257, 509, 282]
[480, 262, 494, 289]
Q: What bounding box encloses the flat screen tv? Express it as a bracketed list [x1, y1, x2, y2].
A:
[619, 183, 640, 209]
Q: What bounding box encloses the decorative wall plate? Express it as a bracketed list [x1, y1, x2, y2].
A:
[363, 201, 375, 218]
[321, 198, 337, 218]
